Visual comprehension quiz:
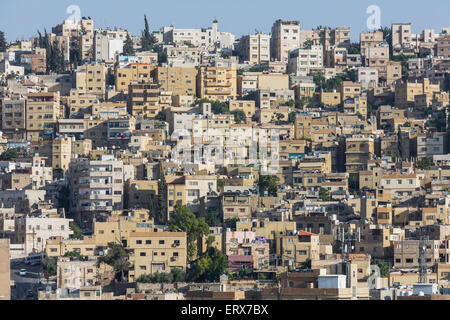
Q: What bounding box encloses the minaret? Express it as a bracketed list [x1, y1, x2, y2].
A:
[212, 18, 219, 43]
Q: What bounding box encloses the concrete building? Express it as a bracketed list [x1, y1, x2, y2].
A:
[197, 66, 237, 102]
[288, 46, 324, 76]
[236, 33, 271, 65]
[75, 63, 108, 99]
[68, 156, 129, 227]
[270, 20, 301, 63]
[26, 92, 61, 142]
[14, 214, 73, 255]
[0, 239, 10, 300]
[155, 67, 197, 96]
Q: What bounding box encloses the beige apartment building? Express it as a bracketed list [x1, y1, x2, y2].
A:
[395, 78, 440, 108]
[360, 30, 384, 57]
[197, 66, 237, 101]
[127, 83, 161, 118]
[270, 20, 301, 63]
[392, 23, 412, 54]
[394, 240, 440, 269]
[67, 89, 98, 117]
[229, 100, 256, 118]
[52, 137, 72, 171]
[115, 63, 154, 93]
[1, 95, 26, 140]
[75, 63, 108, 99]
[26, 92, 61, 142]
[437, 35, 450, 59]
[128, 231, 187, 282]
[0, 239, 10, 300]
[154, 67, 197, 96]
[345, 136, 375, 173]
[237, 33, 271, 65]
[46, 236, 96, 258]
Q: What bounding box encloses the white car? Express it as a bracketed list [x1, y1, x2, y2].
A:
[19, 269, 27, 276]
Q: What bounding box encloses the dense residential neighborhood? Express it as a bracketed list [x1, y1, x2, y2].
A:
[1, 10, 450, 302]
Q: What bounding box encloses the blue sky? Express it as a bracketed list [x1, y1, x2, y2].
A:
[1, 0, 450, 42]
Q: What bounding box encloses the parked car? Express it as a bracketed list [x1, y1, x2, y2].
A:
[19, 269, 27, 276]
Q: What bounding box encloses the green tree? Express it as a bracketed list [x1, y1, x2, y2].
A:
[303, 39, 314, 48]
[158, 51, 168, 64]
[69, 221, 83, 239]
[205, 209, 221, 227]
[56, 186, 71, 217]
[64, 250, 85, 261]
[416, 157, 433, 170]
[188, 247, 228, 282]
[98, 242, 130, 282]
[43, 257, 57, 281]
[141, 15, 157, 51]
[0, 30, 7, 52]
[0, 148, 19, 161]
[169, 204, 209, 260]
[374, 259, 391, 277]
[258, 175, 279, 197]
[217, 176, 225, 192]
[319, 187, 332, 201]
[347, 45, 360, 55]
[288, 111, 297, 123]
[231, 109, 246, 123]
[123, 33, 135, 56]
[224, 218, 239, 229]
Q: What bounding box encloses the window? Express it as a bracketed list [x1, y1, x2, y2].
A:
[159, 240, 165, 245]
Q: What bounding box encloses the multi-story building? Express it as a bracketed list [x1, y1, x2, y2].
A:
[288, 45, 324, 76]
[197, 66, 237, 102]
[68, 156, 128, 227]
[115, 63, 154, 93]
[75, 63, 107, 99]
[127, 82, 161, 118]
[1, 94, 26, 139]
[357, 68, 378, 90]
[154, 67, 197, 96]
[360, 30, 384, 57]
[46, 236, 96, 258]
[161, 20, 235, 49]
[26, 92, 61, 142]
[224, 230, 270, 271]
[394, 240, 440, 269]
[392, 23, 413, 54]
[436, 35, 450, 59]
[128, 231, 187, 282]
[270, 20, 301, 63]
[345, 136, 375, 173]
[236, 33, 271, 65]
[395, 78, 440, 108]
[0, 239, 10, 300]
[14, 214, 74, 255]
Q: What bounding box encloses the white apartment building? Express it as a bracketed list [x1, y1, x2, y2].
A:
[357, 67, 379, 90]
[162, 20, 235, 49]
[288, 45, 324, 76]
[94, 29, 127, 61]
[68, 156, 130, 227]
[14, 215, 73, 255]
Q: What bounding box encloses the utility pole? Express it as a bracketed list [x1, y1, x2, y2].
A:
[335, 224, 361, 263]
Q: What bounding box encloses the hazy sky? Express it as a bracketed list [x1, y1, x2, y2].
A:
[1, 0, 450, 42]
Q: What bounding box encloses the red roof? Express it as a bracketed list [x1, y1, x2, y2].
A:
[297, 230, 319, 237]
